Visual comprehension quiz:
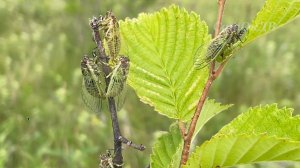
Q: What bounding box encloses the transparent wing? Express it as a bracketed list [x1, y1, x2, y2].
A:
[194, 34, 235, 69]
[106, 70, 124, 98]
[194, 41, 226, 69]
[114, 84, 128, 112]
[193, 44, 208, 69]
[81, 79, 103, 113]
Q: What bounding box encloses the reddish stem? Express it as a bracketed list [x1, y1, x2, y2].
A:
[179, 121, 186, 138]
[215, 0, 227, 37]
[180, 74, 215, 165]
[179, 0, 227, 166]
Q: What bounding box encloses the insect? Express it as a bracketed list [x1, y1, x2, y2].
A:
[195, 24, 247, 69]
[81, 53, 106, 113]
[99, 150, 114, 168]
[99, 11, 121, 65]
[106, 56, 130, 98]
[99, 150, 123, 168]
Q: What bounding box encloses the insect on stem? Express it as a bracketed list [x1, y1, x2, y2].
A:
[86, 12, 146, 168]
[89, 15, 124, 167]
[180, 0, 229, 166]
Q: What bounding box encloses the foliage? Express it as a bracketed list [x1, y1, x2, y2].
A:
[120, 0, 300, 167]
[1, 0, 300, 167]
[150, 123, 182, 168]
[149, 100, 231, 167]
[0, 0, 159, 167]
[120, 5, 211, 121]
[245, 0, 300, 44]
[185, 104, 300, 167]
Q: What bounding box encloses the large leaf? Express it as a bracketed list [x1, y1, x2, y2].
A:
[184, 104, 300, 167]
[217, 104, 300, 140]
[244, 0, 300, 44]
[120, 5, 211, 121]
[150, 102, 231, 168]
[185, 134, 300, 168]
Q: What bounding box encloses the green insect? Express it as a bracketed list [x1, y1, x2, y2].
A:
[106, 56, 130, 98]
[81, 53, 106, 113]
[195, 24, 247, 69]
[99, 11, 121, 65]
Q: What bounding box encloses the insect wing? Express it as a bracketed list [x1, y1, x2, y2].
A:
[195, 34, 233, 69]
[105, 28, 120, 64]
[100, 11, 121, 64]
[114, 84, 128, 111]
[86, 58, 106, 97]
[106, 56, 129, 98]
[80, 55, 106, 113]
[193, 43, 208, 69]
[106, 65, 124, 97]
[81, 79, 103, 113]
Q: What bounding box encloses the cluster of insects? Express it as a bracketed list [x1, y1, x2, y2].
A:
[195, 24, 247, 69]
[81, 11, 129, 113]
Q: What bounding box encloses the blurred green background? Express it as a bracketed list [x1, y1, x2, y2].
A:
[1, 0, 300, 167]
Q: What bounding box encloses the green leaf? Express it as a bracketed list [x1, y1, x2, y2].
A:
[184, 104, 300, 167]
[185, 134, 300, 168]
[150, 101, 231, 168]
[150, 123, 183, 168]
[245, 0, 300, 44]
[192, 100, 232, 141]
[217, 104, 300, 140]
[120, 5, 211, 121]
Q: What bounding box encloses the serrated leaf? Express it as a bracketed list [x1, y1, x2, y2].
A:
[244, 0, 300, 44]
[192, 100, 232, 141]
[150, 123, 183, 168]
[185, 134, 300, 168]
[150, 100, 231, 168]
[184, 104, 300, 167]
[120, 5, 211, 121]
[218, 104, 300, 140]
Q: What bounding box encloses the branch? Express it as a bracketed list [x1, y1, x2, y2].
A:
[215, 0, 227, 37]
[178, 121, 186, 138]
[180, 74, 215, 166]
[90, 16, 123, 167]
[212, 62, 226, 79]
[118, 136, 146, 151]
[179, 0, 227, 166]
[89, 15, 146, 167]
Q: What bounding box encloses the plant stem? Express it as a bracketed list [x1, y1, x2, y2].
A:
[180, 75, 215, 166]
[90, 17, 123, 167]
[108, 98, 123, 167]
[179, 121, 186, 138]
[89, 16, 146, 167]
[215, 0, 227, 37]
[118, 136, 146, 151]
[179, 0, 227, 166]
